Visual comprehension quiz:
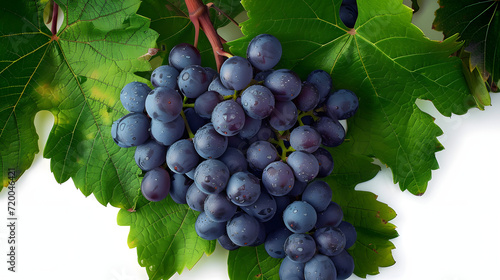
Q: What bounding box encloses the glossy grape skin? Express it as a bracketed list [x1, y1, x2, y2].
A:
[330, 250, 355, 280]
[293, 81, 320, 112]
[265, 227, 292, 258]
[219, 56, 253, 90]
[226, 171, 261, 206]
[262, 161, 295, 196]
[290, 125, 322, 153]
[313, 147, 335, 178]
[166, 139, 199, 174]
[316, 202, 344, 229]
[120, 81, 151, 112]
[111, 112, 150, 147]
[218, 234, 240, 251]
[145, 86, 183, 123]
[302, 180, 333, 212]
[241, 85, 275, 119]
[168, 43, 201, 71]
[338, 221, 357, 249]
[304, 254, 336, 280]
[287, 151, 320, 183]
[264, 69, 302, 101]
[185, 183, 208, 212]
[194, 91, 223, 119]
[134, 139, 167, 171]
[195, 211, 226, 240]
[313, 226, 346, 256]
[211, 100, 246, 136]
[324, 89, 359, 120]
[283, 201, 317, 233]
[226, 212, 261, 246]
[241, 191, 277, 222]
[314, 117, 346, 147]
[284, 233, 317, 263]
[239, 115, 262, 139]
[208, 76, 234, 96]
[169, 173, 193, 204]
[269, 101, 298, 131]
[150, 65, 179, 89]
[279, 256, 306, 280]
[246, 141, 279, 171]
[141, 167, 171, 202]
[204, 192, 237, 222]
[306, 70, 332, 103]
[194, 159, 230, 195]
[177, 65, 210, 98]
[150, 115, 185, 146]
[340, 0, 358, 28]
[246, 34, 282, 71]
[193, 123, 228, 159]
[218, 147, 248, 175]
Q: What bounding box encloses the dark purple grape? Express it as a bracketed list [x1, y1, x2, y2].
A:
[111, 112, 150, 148]
[168, 43, 201, 71]
[246, 34, 282, 71]
[269, 101, 298, 131]
[301, 180, 332, 212]
[304, 254, 336, 280]
[226, 212, 261, 246]
[283, 201, 317, 233]
[325, 89, 359, 120]
[279, 256, 305, 279]
[218, 234, 240, 251]
[226, 171, 261, 206]
[316, 201, 344, 229]
[313, 147, 334, 178]
[169, 173, 192, 204]
[166, 139, 199, 174]
[204, 192, 237, 222]
[120, 81, 151, 112]
[338, 221, 357, 249]
[241, 85, 275, 119]
[254, 69, 274, 82]
[288, 180, 307, 197]
[193, 123, 228, 159]
[208, 76, 234, 96]
[289, 125, 322, 153]
[284, 233, 317, 263]
[186, 183, 208, 212]
[134, 139, 167, 171]
[145, 87, 183, 123]
[287, 151, 319, 183]
[194, 159, 230, 195]
[141, 167, 170, 202]
[150, 65, 179, 89]
[330, 249, 354, 280]
[219, 56, 253, 90]
[262, 161, 295, 196]
[340, 0, 358, 28]
[264, 69, 302, 101]
[313, 226, 346, 256]
[150, 115, 185, 146]
[194, 91, 223, 119]
[195, 211, 226, 240]
[218, 147, 248, 175]
[265, 227, 292, 258]
[314, 117, 345, 147]
[293, 81, 320, 112]
[211, 100, 246, 136]
[178, 65, 210, 98]
[241, 192, 277, 222]
[306, 70, 332, 103]
[251, 222, 267, 246]
[239, 115, 262, 139]
[263, 195, 291, 234]
[246, 141, 279, 171]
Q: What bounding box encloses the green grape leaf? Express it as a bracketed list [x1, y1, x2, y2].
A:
[229, 0, 476, 195]
[137, 0, 244, 69]
[228, 245, 281, 280]
[0, 0, 158, 208]
[117, 198, 216, 280]
[433, 0, 500, 85]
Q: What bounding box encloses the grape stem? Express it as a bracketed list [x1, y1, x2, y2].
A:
[185, 0, 227, 71]
[181, 96, 195, 138]
[51, 3, 59, 37]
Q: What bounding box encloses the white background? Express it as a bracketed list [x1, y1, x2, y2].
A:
[2, 1, 500, 279]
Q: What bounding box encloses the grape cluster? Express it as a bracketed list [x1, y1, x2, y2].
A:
[111, 33, 359, 279]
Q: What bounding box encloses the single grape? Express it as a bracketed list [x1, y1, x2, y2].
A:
[134, 139, 167, 171]
[195, 211, 226, 240]
[239, 115, 262, 139]
[337, 221, 357, 249]
[313, 226, 346, 256]
[264, 69, 302, 101]
[288, 180, 308, 197]
[284, 233, 317, 263]
[279, 256, 306, 280]
[111, 112, 150, 147]
[150, 115, 185, 146]
[211, 100, 246, 136]
[226, 212, 261, 246]
[141, 167, 170, 202]
[330, 250, 355, 280]
[194, 91, 223, 119]
[218, 234, 240, 251]
[208, 76, 234, 96]
[302, 180, 333, 212]
[186, 183, 208, 212]
[324, 89, 359, 120]
[169, 173, 193, 204]
[166, 139, 199, 174]
[219, 56, 253, 90]
[340, 0, 358, 28]
[290, 125, 322, 153]
[150, 65, 179, 89]
[169, 43, 201, 71]
[204, 67, 217, 82]
[262, 161, 295, 196]
[314, 117, 346, 147]
[304, 254, 336, 280]
[265, 227, 292, 258]
[241, 85, 276, 119]
[269, 100, 298, 131]
[287, 151, 319, 183]
[178, 65, 210, 98]
[283, 201, 317, 233]
[246, 141, 279, 171]
[306, 70, 332, 103]
[204, 192, 238, 222]
[226, 171, 261, 206]
[293, 81, 320, 112]
[194, 159, 230, 195]
[316, 202, 344, 229]
[218, 147, 248, 175]
[241, 191, 277, 222]
[145, 86, 183, 123]
[193, 123, 228, 159]
[312, 147, 335, 178]
[246, 34, 282, 71]
[120, 81, 151, 112]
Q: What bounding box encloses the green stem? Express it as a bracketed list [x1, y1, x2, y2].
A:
[180, 110, 195, 139]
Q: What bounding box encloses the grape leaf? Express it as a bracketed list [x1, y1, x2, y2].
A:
[228, 245, 281, 280]
[229, 0, 476, 195]
[0, 0, 158, 208]
[433, 0, 500, 85]
[117, 197, 216, 280]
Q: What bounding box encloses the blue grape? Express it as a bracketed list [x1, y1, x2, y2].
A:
[241, 85, 275, 119]
[166, 139, 199, 174]
[227, 135, 249, 151]
[168, 43, 201, 71]
[211, 100, 246, 136]
[246, 141, 279, 171]
[193, 123, 228, 159]
[194, 159, 230, 195]
[254, 69, 274, 82]
[279, 256, 305, 280]
[269, 101, 298, 131]
[178, 65, 211, 98]
[325, 89, 359, 120]
[304, 254, 336, 280]
[283, 201, 317, 233]
[241, 192, 277, 222]
[284, 233, 317, 263]
[264, 69, 302, 101]
[120, 81, 151, 112]
[226, 171, 261, 206]
[251, 222, 267, 246]
[150, 115, 185, 146]
[194, 91, 223, 119]
[239, 115, 262, 139]
[218, 234, 240, 251]
[314, 117, 345, 147]
[330, 250, 354, 280]
[263, 195, 291, 234]
[290, 125, 322, 153]
[111, 112, 150, 147]
[316, 202, 343, 229]
[218, 147, 248, 175]
[195, 211, 226, 240]
[313, 147, 335, 178]
[219, 56, 253, 90]
[302, 180, 333, 212]
[248, 121, 275, 143]
[262, 161, 295, 196]
[287, 151, 319, 183]
[183, 107, 207, 134]
[150, 65, 179, 89]
[208, 76, 234, 96]
[141, 167, 170, 202]
[204, 67, 217, 82]
[288, 180, 307, 197]
[186, 183, 208, 212]
[265, 227, 292, 258]
[226, 212, 261, 246]
[313, 227, 346, 256]
[169, 173, 192, 204]
[337, 221, 357, 249]
[340, 0, 358, 28]
[247, 34, 282, 71]
[204, 192, 237, 222]
[134, 139, 167, 171]
[145, 87, 182, 123]
[293, 81, 320, 112]
[306, 70, 332, 103]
